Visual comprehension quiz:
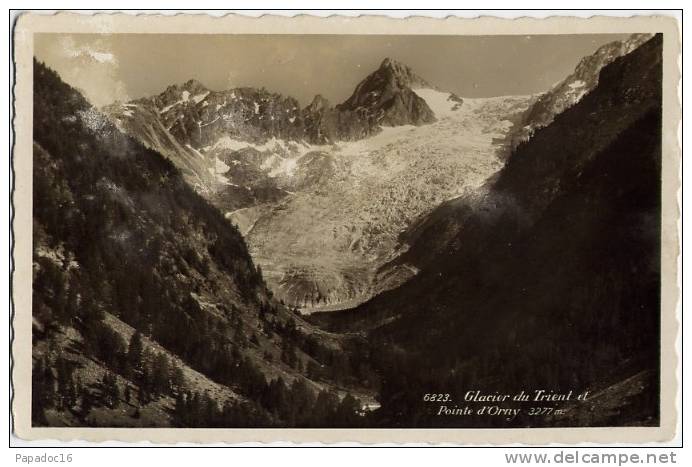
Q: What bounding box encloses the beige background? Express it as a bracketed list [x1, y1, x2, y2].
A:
[11, 12, 681, 444]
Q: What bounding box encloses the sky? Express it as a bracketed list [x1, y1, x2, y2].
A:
[34, 33, 631, 107]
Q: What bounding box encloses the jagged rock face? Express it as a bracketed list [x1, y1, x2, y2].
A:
[150, 82, 306, 148]
[301, 56, 440, 144]
[102, 99, 217, 194]
[103, 58, 441, 209]
[106, 79, 307, 155]
[301, 95, 373, 144]
[107, 58, 437, 153]
[104, 82, 310, 210]
[338, 58, 436, 127]
[513, 33, 653, 147]
[343, 58, 433, 105]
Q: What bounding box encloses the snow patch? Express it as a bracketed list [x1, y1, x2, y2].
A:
[159, 101, 180, 114]
[193, 91, 210, 104]
[261, 154, 299, 178]
[413, 88, 460, 119]
[207, 167, 237, 186]
[213, 136, 257, 152]
[215, 157, 230, 174]
[212, 136, 312, 156]
[185, 144, 206, 159]
[159, 90, 205, 114]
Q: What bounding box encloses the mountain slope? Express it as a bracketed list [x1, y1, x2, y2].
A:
[312, 34, 663, 427]
[32, 60, 375, 428]
[103, 99, 217, 194]
[512, 33, 653, 147]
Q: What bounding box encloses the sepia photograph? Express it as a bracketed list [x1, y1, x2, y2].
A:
[10, 12, 681, 444]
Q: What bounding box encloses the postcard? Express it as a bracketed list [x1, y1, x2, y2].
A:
[11, 12, 681, 444]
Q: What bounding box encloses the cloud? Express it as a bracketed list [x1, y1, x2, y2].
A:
[60, 36, 118, 64]
[37, 35, 130, 107]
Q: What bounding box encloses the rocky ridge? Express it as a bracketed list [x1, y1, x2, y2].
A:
[512, 33, 653, 147]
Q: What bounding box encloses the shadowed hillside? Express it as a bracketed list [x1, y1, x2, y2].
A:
[32, 60, 375, 428]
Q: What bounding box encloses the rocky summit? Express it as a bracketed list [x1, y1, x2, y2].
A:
[337, 58, 436, 127]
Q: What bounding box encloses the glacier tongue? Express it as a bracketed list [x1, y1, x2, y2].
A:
[241, 94, 535, 312]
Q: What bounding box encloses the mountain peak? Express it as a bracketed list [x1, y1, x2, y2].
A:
[161, 78, 208, 95]
[183, 78, 203, 87]
[377, 57, 431, 89]
[379, 57, 396, 69]
[181, 78, 209, 93]
[337, 57, 436, 126]
[378, 57, 409, 71]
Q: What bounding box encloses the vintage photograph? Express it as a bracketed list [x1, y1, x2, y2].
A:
[11, 13, 680, 442]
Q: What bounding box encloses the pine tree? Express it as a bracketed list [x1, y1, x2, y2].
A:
[170, 364, 186, 394]
[151, 352, 171, 396]
[64, 283, 79, 325]
[55, 357, 73, 411]
[311, 389, 339, 426]
[127, 330, 144, 378]
[67, 378, 78, 408]
[101, 371, 120, 408]
[80, 389, 94, 420]
[137, 381, 149, 405]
